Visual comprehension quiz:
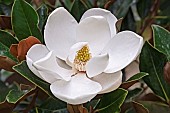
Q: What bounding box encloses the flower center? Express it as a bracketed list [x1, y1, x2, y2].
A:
[73, 45, 91, 72]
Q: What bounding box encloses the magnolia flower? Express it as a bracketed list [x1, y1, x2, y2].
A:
[26, 7, 143, 105]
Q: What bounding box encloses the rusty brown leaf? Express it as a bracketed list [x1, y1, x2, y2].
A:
[0, 16, 12, 29]
[5, 73, 33, 86]
[10, 44, 18, 58]
[0, 101, 14, 113]
[132, 101, 149, 113]
[67, 104, 88, 113]
[78, 105, 88, 113]
[116, 18, 123, 32]
[32, 0, 43, 7]
[17, 36, 41, 61]
[120, 80, 139, 89]
[0, 56, 16, 72]
[47, 0, 56, 5]
[139, 93, 166, 104]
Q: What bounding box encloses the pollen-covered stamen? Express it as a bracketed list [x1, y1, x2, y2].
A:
[73, 45, 91, 72]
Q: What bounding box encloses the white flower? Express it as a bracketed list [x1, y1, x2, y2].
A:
[26, 7, 143, 105]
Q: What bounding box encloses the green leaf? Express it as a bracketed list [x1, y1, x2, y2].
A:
[12, 0, 43, 42]
[127, 72, 148, 82]
[121, 10, 136, 31]
[36, 107, 68, 113]
[60, 0, 74, 11]
[70, 0, 88, 22]
[0, 0, 14, 5]
[121, 72, 148, 89]
[0, 31, 18, 61]
[139, 101, 170, 113]
[6, 86, 36, 104]
[153, 25, 170, 61]
[109, 0, 133, 18]
[37, 4, 48, 32]
[39, 97, 66, 111]
[126, 88, 143, 102]
[0, 81, 9, 103]
[96, 88, 128, 113]
[0, 30, 18, 48]
[0, 81, 18, 103]
[13, 61, 53, 97]
[6, 89, 25, 103]
[139, 42, 170, 101]
[137, 0, 153, 19]
[0, 42, 17, 62]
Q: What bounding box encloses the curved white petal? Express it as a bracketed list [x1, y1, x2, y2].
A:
[86, 54, 109, 78]
[77, 16, 111, 56]
[103, 31, 143, 73]
[67, 42, 88, 65]
[26, 44, 49, 79]
[92, 71, 122, 94]
[50, 73, 102, 105]
[33, 51, 73, 83]
[44, 7, 78, 60]
[56, 57, 72, 70]
[81, 8, 117, 37]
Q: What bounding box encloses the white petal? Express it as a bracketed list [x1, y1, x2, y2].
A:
[77, 16, 111, 56]
[50, 73, 102, 105]
[92, 71, 122, 94]
[56, 57, 72, 70]
[33, 51, 73, 83]
[67, 42, 88, 65]
[44, 7, 78, 60]
[103, 31, 143, 73]
[26, 57, 43, 79]
[81, 8, 117, 37]
[26, 44, 49, 79]
[86, 54, 109, 78]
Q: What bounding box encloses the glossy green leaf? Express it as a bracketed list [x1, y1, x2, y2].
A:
[12, 0, 43, 42]
[127, 72, 148, 82]
[71, 0, 88, 22]
[96, 88, 128, 113]
[126, 88, 143, 102]
[0, 42, 17, 62]
[139, 42, 170, 101]
[6, 86, 36, 104]
[0, 30, 18, 62]
[153, 25, 170, 61]
[121, 72, 148, 89]
[13, 61, 53, 97]
[0, 30, 18, 48]
[37, 4, 48, 32]
[6, 89, 25, 103]
[39, 97, 66, 111]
